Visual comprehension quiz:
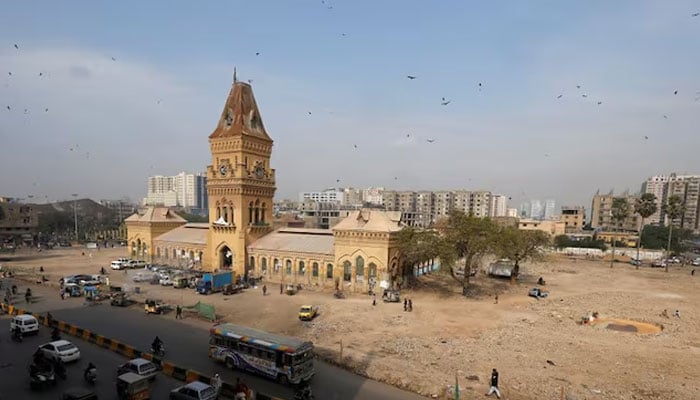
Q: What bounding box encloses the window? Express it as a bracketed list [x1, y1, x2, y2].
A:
[274, 258, 280, 273]
[261, 258, 267, 274]
[343, 261, 352, 282]
[326, 264, 333, 279]
[356, 256, 364, 281]
[368, 263, 377, 277]
[312, 262, 319, 277]
[285, 260, 292, 275]
[249, 256, 255, 273]
[299, 261, 305, 276]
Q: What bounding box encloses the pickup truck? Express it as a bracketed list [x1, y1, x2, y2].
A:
[298, 305, 318, 321]
[528, 288, 549, 299]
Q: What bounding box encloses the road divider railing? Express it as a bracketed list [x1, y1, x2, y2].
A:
[0, 302, 285, 400]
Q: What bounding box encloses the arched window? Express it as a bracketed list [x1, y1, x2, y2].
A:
[249, 256, 255, 273]
[356, 256, 365, 281]
[285, 259, 292, 275]
[343, 261, 352, 282]
[261, 203, 267, 223]
[248, 202, 254, 224]
[254, 199, 260, 224]
[369, 263, 377, 278]
[223, 206, 228, 223]
[274, 258, 280, 273]
[261, 258, 268, 274]
[216, 206, 220, 220]
[172, 248, 177, 259]
[156, 248, 161, 258]
[164, 248, 169, 259]
[326, 264, 333, 279]
[299, 261, 305, 276]
[312, 262, 319, 277]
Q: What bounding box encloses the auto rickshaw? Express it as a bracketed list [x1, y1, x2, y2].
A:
[173, 277, 189, 289]
[116, 372, 150, 400]
[144, 299, 163, 314]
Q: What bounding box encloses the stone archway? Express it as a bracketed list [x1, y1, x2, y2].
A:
[220, 246, 233, 270]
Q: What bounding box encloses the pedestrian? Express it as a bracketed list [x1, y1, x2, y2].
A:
[60, 289, 65, 300]
[280, 283, 283, 295]
[176, 305, 182, 319]
[485, 368, 502, 398]
[674, 310, 681, 318]
[403, 298, 407, 312]
[262, 284, 267, 296]
[372, 294, 376, 306]
[494, 294, 499, 304]
[211, 373, 222, 397]
[692, 269, 695, 276]
[408, 298, 413, 312]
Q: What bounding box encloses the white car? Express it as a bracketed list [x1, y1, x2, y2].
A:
[692, 258, 700, 266]
[159, 276, 173, 286]
[39, 340, 81, 363]
[111, 261, 126, 270]
[10, 315, 39, 335]
[170, 381, 217, 400]
[117, 358, 159, 380]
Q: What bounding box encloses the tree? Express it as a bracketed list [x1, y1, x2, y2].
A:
[494, 227, 550, 284]
[553, 234, 607, 251]
[609, 197, 630, 268]
[662, 194, 685, 273]
[435, 211, 498, 295]
[395, 227, 442, 286]
[633, 193, 657, 269]
[640, 225, 692, 253]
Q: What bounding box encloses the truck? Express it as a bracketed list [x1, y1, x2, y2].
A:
[196, 272, 233, 295]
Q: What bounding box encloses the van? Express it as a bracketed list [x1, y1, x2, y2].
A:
[10, 314, 39, 335]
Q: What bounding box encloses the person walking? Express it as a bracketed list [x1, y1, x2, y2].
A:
[403, 298, 408, 312]
[485, 368, 501, 398]
[262, 284, 267, 296]
[280, 283, 283, 295]
[408, 298, 413, 312]
[494, 294, 499, 304]
[372, 294, 376, 306]
[175, 305, 183, 319]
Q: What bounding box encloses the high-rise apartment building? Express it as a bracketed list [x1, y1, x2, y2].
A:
[362, 187, 384, 205]
[342, 187, 363, 207]
[640, 173, 700, 232]
[529, 200, 544, 220]
[641, 175, 668, 224]
[590, 193, 641, 232]
[543, 199, 557, 220]
[489, 194, 508, 217]
[144, 172, 207, 211]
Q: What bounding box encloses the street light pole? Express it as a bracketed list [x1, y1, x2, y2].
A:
[72, 193, 79, 241]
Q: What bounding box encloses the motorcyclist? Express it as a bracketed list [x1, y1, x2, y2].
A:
[51, 327, 61, 341]
[84, 362, 97, 382]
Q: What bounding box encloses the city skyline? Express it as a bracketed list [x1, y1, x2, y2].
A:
[2, 1, 700, 207]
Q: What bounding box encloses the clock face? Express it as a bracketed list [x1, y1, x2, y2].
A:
[255, 166, 265, 179]
[219, 165, 228, 176]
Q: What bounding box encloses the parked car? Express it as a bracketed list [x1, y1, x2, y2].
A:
[111, 261, 126, 270]
[629, 259, 642, 266]
[528, 287, 549, 298]
[169, 381, 217, 400]
[668, 257, 682, 264]
[692, 258, 700, 266]
[159, 275, 173, 286]
[39, 340, 81, 362]
[652, 259, 667, 268]
[133, 272, 156, 282]
[117, 358, 159, 381]
[10, 314, 39, 335]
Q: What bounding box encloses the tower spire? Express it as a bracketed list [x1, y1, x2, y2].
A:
[233, 67, 237, 84]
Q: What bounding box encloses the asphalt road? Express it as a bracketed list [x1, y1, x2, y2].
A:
[3, 278, 427, 400]
[0, 314, 182, 399]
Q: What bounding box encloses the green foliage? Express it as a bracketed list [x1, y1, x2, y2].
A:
[634, 193, 658, 220]
[435, 211, 499, 289]
[494, 227, 550, 281]
[553, 234, 607, 251]
[662, 195, 685, 222]
[611, 197, 631, 228]
[640, 225, 692, 253]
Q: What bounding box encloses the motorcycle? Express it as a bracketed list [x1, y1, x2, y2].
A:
[150, 343, 165, 357]
[84, 367, 97, 384]
[29, 363, 57, 390]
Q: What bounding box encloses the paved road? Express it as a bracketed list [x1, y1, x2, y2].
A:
[2, 277, 426, 400]
[0, 313, 181, 399]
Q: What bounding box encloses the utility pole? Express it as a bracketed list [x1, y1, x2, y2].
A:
[72, 193, 79, 241]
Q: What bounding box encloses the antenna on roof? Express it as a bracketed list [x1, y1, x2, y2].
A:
[233, 67, 237, 84]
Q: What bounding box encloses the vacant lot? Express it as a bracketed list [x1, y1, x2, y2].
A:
[3, 248, 699, 399]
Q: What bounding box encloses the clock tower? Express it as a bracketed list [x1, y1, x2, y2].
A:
[206, 74, 276, 276]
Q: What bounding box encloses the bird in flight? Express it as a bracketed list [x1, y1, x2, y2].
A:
[394, 177, 398, 180]
[7, 72, 11, 76]
[556, 94, 563, 99]
[255, 52, 260, 56]
[353, 144, 358, 149]
[45, 108, 48, 112]
[111, 57, 116, 61]
[663, 115, 668, 119]
[427, 139, 436, 143]
[692, 12, 699, 17]
[576, 85, 581, 89]
[406, 133, 410, 138]
[644, 136, 649, 140]
[674, 90, 678, 95]
[307, 111, 312, 115]
[38, 72, 43, 77]
[441, 97, 451, 106]
[14, 44, 19, 50]
[5, 106, 10, 110]
[406, 75, 417, 80]
[581, 94, 588, 98]
[597, 101, 602, 105]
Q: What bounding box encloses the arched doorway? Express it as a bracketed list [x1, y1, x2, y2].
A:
[220, 246, 233, 270]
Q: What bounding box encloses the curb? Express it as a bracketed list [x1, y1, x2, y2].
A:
[1, 302, 285, 400]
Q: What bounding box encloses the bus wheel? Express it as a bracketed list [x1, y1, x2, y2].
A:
[277, 374, 288, 385]
[225, 357, 236, 370]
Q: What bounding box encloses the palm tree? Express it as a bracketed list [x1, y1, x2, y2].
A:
[633, 193, 658, 269]
[662, 194, 685, 273]
[610, 197, 630, 268]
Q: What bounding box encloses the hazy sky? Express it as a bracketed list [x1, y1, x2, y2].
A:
[1, 1, 699, 208]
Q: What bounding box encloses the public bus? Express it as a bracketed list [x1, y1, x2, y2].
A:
[208, 323, 315, 385]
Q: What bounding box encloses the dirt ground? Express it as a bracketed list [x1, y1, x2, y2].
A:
[2, 247, 699, 400]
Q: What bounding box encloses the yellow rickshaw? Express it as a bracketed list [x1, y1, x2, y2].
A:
[144, 299, 163, 314]
[116, 372, 150, 400]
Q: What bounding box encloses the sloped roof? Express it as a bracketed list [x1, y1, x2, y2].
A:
[249, 228, 334, 255]
[154, 223, 208, 245]
[208, 80, 271, 140]
[332, 209, 403, 233]
[124, 207, 186, 223]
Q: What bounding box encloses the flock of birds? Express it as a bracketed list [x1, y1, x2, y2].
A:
[4, 7, 700, 189]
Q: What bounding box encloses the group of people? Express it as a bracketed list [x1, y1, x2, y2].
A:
[660, 309, 681, 318]
[403, 298, 413, 312]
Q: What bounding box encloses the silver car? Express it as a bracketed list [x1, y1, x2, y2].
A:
[169, 381, 217, 400]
